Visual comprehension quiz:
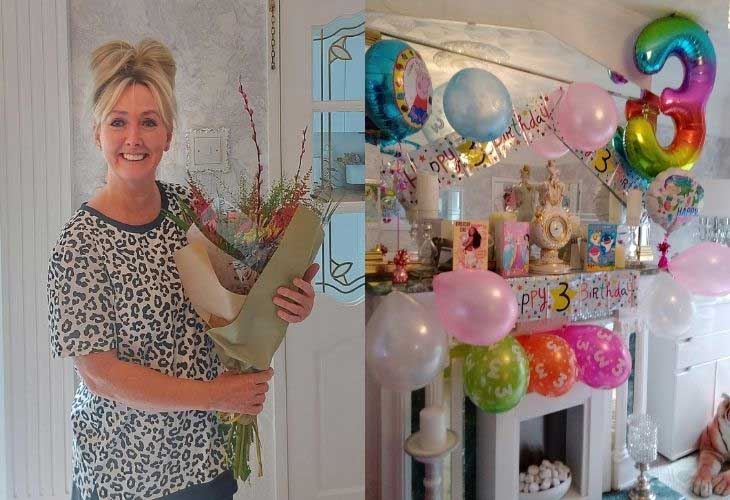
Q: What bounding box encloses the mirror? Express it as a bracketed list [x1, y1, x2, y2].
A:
[366, 12, 649, 221]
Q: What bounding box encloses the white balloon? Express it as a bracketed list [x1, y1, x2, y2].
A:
[366, 291, 448, 392]
[646, 272, 695, 339]
[422, 84, 453, 144]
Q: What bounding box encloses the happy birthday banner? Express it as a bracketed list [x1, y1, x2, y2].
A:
[572, 143, 649, 204]
[415, 95, 550, 181]
[507, 270, 638, 323]
[386, 95, 551, 204]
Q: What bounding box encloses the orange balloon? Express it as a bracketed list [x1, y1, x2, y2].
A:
[516, 333, 577, 397]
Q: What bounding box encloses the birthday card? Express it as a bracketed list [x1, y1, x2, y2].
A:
[585, 223, 617, 272]
[497, 221, 530, 277]
[453, 220, 489, 270]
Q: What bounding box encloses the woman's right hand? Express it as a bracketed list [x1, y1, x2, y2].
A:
[209, 368, 274, 415]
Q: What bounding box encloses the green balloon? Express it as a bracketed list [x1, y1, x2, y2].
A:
[463, 336, 529, 413]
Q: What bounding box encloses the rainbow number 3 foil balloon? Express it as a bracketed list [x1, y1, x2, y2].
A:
[623, 15, 716, 178]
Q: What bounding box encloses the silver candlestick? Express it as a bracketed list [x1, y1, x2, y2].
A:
[627, 413, 658, 500]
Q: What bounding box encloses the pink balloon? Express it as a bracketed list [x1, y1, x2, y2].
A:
[530, 131, 569, 159]
[531, 88, 569, 159]
[556, 82, 618, 151]
[432, 269, 518, 345]
[669, 242, 730, 296]
[557, 324, 631, 389]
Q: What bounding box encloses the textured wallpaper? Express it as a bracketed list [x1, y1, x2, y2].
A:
[70, 0, 268, 206]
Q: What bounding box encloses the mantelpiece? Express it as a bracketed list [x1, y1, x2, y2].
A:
[366, 268, 656, 499]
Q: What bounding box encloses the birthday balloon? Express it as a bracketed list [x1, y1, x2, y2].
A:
[623, 15, 716, 177]
[384, 152, 418, 210]
[530, 88, 569, 159]
[380, 184, 399, 222]
[443, 68, 512, 142]
[611, 127, 651, 191]
[463, 336, 529, 413]
[556, 82, 618, 151]
[558, 325, 632, 390]
[646, 168, 704, 235]
[366, 291, 448, 392]
[644, 272, 695, 339]
[669, 242, 730, 296]
[422, 83, 454, 143]
[366, 40, 432, 141]
[517, 333, 577, 397]
[433, 269, 518, 346]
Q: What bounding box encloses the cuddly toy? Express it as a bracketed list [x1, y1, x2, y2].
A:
[692, 394, 730, 497]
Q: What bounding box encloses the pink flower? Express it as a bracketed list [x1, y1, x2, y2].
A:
[205, 217, 217, 233]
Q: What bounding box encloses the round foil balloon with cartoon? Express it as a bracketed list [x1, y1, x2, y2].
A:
[366, 40, 432, 141]
[646, 168, 704, 235]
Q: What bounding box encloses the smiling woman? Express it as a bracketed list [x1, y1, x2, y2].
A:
[46, 39, 318, 500]
[87, 40, 176, 223]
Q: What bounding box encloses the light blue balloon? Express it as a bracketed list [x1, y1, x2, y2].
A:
[443, 68, 513, 142]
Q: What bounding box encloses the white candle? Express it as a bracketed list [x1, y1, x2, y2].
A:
[417, 172, 440, 218]
[419, 405, 447, 450]
[626, 189, 642, 226]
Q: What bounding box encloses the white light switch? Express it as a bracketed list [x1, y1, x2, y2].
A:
[194, 136, 222, 164]
[186, 127, 230, 173]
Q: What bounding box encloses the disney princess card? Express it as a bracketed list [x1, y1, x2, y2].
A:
[497, 222, 530, 277]
[453, 220, 489, 270]
[585, 223, 617, 272]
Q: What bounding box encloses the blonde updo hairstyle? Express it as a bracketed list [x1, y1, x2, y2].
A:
[90, 39, 177, 134]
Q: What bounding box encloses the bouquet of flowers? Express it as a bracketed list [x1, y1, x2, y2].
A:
[166, 82, 335, 481]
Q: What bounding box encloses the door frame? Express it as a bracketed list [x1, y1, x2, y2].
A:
[265, 2, 290, 499]
[273, 2, 364, 498]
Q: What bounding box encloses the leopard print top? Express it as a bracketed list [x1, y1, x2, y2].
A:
[48, 181, 229, 499]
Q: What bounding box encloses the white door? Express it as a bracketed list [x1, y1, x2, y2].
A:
[277, 1, 365, 499]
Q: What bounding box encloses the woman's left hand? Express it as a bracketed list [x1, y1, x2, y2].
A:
[273, 263, 320, 323]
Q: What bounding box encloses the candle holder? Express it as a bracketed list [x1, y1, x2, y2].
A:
[637, 209, 655, 264]
[407, 218, 422, 263]
[627, 413, 658, 500]
[624, 224, 642, 269]
[418, 221, 438, 269]
[404, 405, 460, 500]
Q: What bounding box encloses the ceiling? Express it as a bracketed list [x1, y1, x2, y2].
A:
[367, 1, 730, 138]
